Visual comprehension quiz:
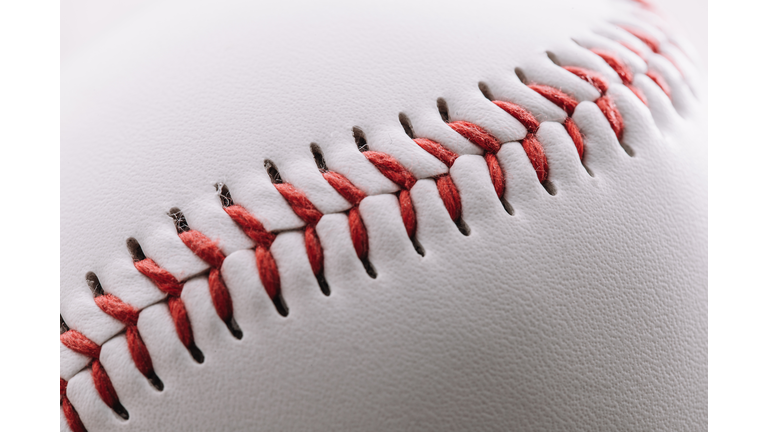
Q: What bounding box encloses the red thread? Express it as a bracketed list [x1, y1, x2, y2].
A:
[363, 151, 418, 190]
[255, 246, 281, 299]
[322, 171, 366, 206]
[413, 138, 458, 168]
[178, 230, 225, 269]
[134, 258, 196, 350]
[435, 174, 461, 221]
[563, 66, 610, 95]
[492, 100, 548, 182]
[529, 84, 579, 116]
[595, 96, 625, 140]
[620, 41, 646, 60]
[60, 330, 101, 359]
[61, 379, 87, 432]
[91, 359, 120, 411]
[399, 190, 416, 239]
[629, 85, 649, 105]
[485, 153, 505, 198]
[492, 100, 540, 132]
[304, 225, 324, 276]
[133, 259, 183, 297]
[95, 294, 155, 378]
[590, 49, 634, 85]
[621, 26, 661, 53]
[564, 118, 584, 159]
[646, 69, 672, 99]
[348, 206, 369, 260]
[274, 183, 323, 226]
[223, 205, 276, 248]
[448, 121, 501, 154]
[208, 268, 234, 322]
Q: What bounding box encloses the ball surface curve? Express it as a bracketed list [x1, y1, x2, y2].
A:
[60, 0, 707, 430]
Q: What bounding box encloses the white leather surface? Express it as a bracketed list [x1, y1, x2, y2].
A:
[61, 0, 707, 430]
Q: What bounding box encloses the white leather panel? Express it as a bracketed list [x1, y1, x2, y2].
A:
[61, 0, 706, 430]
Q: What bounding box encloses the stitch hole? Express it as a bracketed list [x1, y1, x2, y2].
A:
[500, 197, 515, 215]
[225, 317, 243, 340]
[620, 141, 635, 157]
[546, 51, 561, 66]
[168, 207, 190, 234]
[112, 402, 129, 420]
[126, 238, 147, 262]
[542, 180, 557, 196]
[273, 294, 289, 317]
[316, 270, 331, 296]
[146, 372, 164, 391]
[217, 183, 234, 207]
[361, 258, 377, 278]
[411, 236, 425, 257]
[436, 98, 450, 123]
[60, 315, 69, 335]
[352, 127, 369, 152]
[583, 164, 595, 177]
[478, 82, 495, 101]
[264, 159, 283, 184]
[514, 67, 528, 84]
[189, 344, 205, 363]
[398, 113, 415, 139]
[310, 143, 328, 172]
[455, 217, 471, 236]
[85, 272, 105, 297]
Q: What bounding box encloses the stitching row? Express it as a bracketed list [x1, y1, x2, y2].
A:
[60, 22, 685, 430]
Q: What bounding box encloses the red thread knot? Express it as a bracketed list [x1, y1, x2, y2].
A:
[563, 66, 610, 95]
[620, 25, 661, 53]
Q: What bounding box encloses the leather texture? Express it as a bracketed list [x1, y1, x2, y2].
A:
[61, 0, 707, 430]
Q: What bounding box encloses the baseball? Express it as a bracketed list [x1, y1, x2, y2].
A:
[60, 0, 707, 430]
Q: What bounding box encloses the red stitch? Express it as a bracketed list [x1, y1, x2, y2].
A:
[348, 207, 369, 260]
[179, 230, 226, 269]
[564, 118, 584, 159]
[563, 66, 610, 95]
[485, 153, 505, 198]
[492, 100, 540, 132]
[167, 296, 194, 350]
[95, 294, 139, 327]
[595, 96, 624, 141]
[590, 49, 634, 85]
[274, 183, 323, 226]
[435, 174, 461, 221]
[208, 268, 234, 322]
[646, 69, 672, 99]
[92, 359, 120, 412]
[363, 151, 418, 190]
[620, 41, 646, 60]
[521, 133, 549, 183]
[94, 294, 156, 378]
[304, 225, 324, 276]
[60, 377, 67, 402]
[413, 137, 458, 168]
[621, 25, 661, 53]
[322, 171, 366, 206]
[448, 121, 500, 154]
[399, 190, 416, 239]
[61, 379, 87, 432]
[529, 84, 579, 117]
[255, 246, 281, 299]
[223, 205, 276, 248]
[60, 330, 101, 359]
[133, 258, 183, 297]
